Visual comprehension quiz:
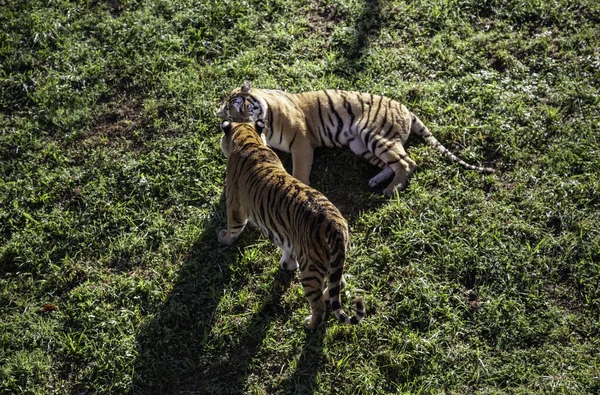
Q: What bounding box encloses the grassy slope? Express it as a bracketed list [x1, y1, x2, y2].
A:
[1, 0, 599, 393]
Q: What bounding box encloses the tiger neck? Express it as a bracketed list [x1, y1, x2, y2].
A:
[232, 130, 264, 151]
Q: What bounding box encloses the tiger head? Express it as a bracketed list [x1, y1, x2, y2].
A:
[220, 119, 267, 158]
[216, 81, 263, 122]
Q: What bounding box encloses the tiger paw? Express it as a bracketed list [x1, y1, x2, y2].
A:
[279, 257, 299, 271]
[304, 313, 325, 330]
[383, 184, 404, 198]
[218, 229, 235, 245]
[303, 315, 318, 330]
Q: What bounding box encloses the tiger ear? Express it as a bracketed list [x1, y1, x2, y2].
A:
[255, 119, 265, 133]
[221, 120, 232, 136]
[242, 81, 252, 93]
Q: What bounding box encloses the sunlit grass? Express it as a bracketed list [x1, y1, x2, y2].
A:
[1, 0, 599, 393]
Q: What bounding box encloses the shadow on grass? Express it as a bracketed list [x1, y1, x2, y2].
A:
[131, 193, 328, 393]
[307, 148, 390, 218]
[131, 191, 292, 393]
[332, 0, 382, 78]
[283, 330, 326, 394]
[132, 145, 387, 394]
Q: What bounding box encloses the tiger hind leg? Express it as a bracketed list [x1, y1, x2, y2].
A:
[349, 138, 397, 190]
[377, 141, 416, 197]
[300, 266, 326, 330]
[323, 275, 346, 300]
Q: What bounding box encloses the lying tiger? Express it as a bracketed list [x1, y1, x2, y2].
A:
[218, 119, 365, 329]
[217, 82, 495, 197]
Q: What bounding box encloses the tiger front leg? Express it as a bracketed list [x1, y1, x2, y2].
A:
[290, 142, 314, 185]
[279, 249, 299, 271]
[218, 208, 248, 245]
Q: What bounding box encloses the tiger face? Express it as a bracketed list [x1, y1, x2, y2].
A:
[216, 81, 262, 122]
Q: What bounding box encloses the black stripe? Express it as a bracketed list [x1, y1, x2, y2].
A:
[372, 95, 383, 123]
[342, 93, 355, 130]
[359, 95, 373, 137]
[382, 120, 394, 139]
[325, 91, 345, 145]
[301, 276, 322, 285]
[370, 138, 379, 154]
[356, 93, 366, 128]
[288, 131, 297, 150]
[239, 141, 257, 153]
[328, 285, 340, 298]
[331, 300, 341, 311]
[363, 127, 377, 146]
[317, 96, 328, 144]
[379, 98, 389, 130]
[330, 251, 344, 268]
[278, 129, 284, 145]
[308, 262, 327, 276]
[329, 268, 343, 283]
[268, 104, 274, 141]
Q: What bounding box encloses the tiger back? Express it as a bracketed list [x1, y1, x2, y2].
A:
[217, 82, 495, 197]
[218, 120, 365, 329]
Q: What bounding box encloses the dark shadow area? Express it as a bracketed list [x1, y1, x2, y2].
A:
[192, 268, 297, 393]
[132, 191, 297, 394]
[283, 330, 326, 394]
[276, 148, 389, 220]
[331, 0, 382, 78]
[132, 127, 388, 394]
[132, 178, 342, 394]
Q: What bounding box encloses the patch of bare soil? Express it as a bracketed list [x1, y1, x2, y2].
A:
[80, 96, 144, 150]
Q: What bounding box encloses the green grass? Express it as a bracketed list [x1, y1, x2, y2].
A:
[1, 0, 599, 393]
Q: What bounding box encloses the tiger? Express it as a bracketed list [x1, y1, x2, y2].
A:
[218, 119, 365, 330]
[216, 81, 495, 197]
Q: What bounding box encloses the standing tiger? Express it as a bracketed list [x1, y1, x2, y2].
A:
[218, 119, 365, 329]
[217, 82, 495, 197]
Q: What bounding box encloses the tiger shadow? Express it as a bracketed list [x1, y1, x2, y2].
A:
[133, 147, 387, 394]
[132, 191, 328, 394]
[131, 191, 293, 393]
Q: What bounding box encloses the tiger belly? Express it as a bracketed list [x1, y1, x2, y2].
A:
[265, 127, 294, 153]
